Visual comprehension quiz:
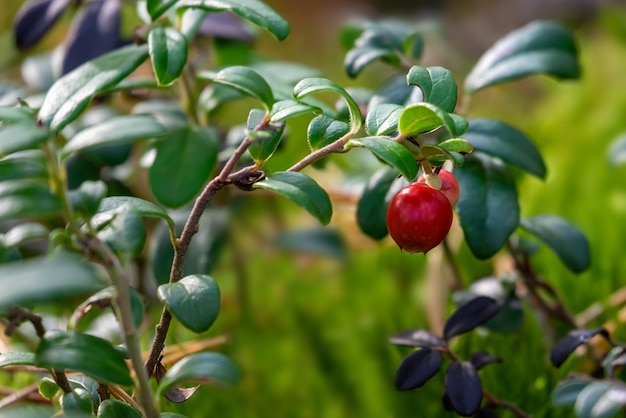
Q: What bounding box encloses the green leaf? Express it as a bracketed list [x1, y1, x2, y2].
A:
[438, 138, 474, 154]
[38, 378, 60, 400]
[92, 205, 146, 257]
[345, 45, 398, 79]
[366, 103, 403, 136]
[60, 388, 93, 415]
[553, 379, 589, 406]
[4, 223, 49, 247]
[574, 381, 613, 418]
[253, 172, 332, 225]
[178, 0, 289, 41]
[149, 26, 189, 86]
[350, 137, 417, 181]
[0, 156, 47, 181]
[99, 196, 174, 231]
[158, 274, 220, 333]
[465, 21, 580, 93]
[463, 118, 546, 178]
[456, 153, 520, 259]
[0, 106, 35, 124]
[356, 166, 399, 240]
[0, 181, 62, 222]
[449, 113, 469, 136]
[407, 66, 457, 112]
[247, 108, 284, 163]
[199, 66, 274, 109]
[419, 143, 466, 167]
[270, 99, 319, 123]
[62, 115, 165, 159]
[0, 352, 36, 367]
[0, 124, 50, 156]
[0, 255, 105, 310]
[273, 227, 347, 259]
[157, 352, 240, 395]
[36, 330, 133, 386]
[39, 44, 149, 130]
[307, 115, 349, 150]
[520, 215, 590, 273]
[98, 399, 141, 418]
[69, 286, 144, 330]
[398, 103, 458, 137]
[149, 125, 219, 208]
[147, 0, 178, 20]
[294, 78, 363, 134]
[68, 180, 107, 219]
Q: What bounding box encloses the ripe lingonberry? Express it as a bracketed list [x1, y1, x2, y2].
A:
[386, 183, 453, 254]
[417, 169, 460, 206]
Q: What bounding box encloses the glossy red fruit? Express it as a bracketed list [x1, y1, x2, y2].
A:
[386, 183, 453, 254]
[417, 169, 460, 206]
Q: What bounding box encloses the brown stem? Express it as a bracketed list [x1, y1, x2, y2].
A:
[287, 133, 350, 172]
[0, 383, 46, 408]
[483, 390, 532, 418]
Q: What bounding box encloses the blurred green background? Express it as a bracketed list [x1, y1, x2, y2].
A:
[3, 1, 626, 417]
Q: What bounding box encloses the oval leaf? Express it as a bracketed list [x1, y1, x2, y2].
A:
[294, 77, 362, 134]
[0, 255, 105, 311]
[158, 274, 220, 334]
[199, 65, 274, 109]
[469, 351, 502, 371]
[147, 0, 179, 21]
[0, 352, 36, 368]
[247, 108, 285, 162]
[97, 399, 142, 418]
[575, 381, 613, 418]
[178, 0, 289, 41]
[520, 215, 590, 274]
[307, 115, 349, 151]
[398, 103, 457, 137]
[62, 115, 165, 159]
[253, 171, 332, 225]
[443, 296, 500, 340]
[395, 348, 442, 391]
[149, 125, 219, 208]
[365, 103, 403, 136]
[270, 99, 319, 123]
[445, 361, 483, 416]
[350, 137, 417, 181]
[36, 330, 133, 386]
[0, 124, 50, 156]
[407, 66, 457, 112]
[92, 205, 146, 257]
[157, 352, 240, 395]
[39, 44, 149, 130]
[464, 118, 546, 178]
[455, 153, 520, 259]
[99, 196, 174, 229]
[149, 26, 189, 86]
[0, 180, 62, 222]
[14, 0, 72, 50]
[465, 20, 580, 93]
[550, 328, 609, 368]
[553, 378, 590, 406]
[356, 166, 398, 240]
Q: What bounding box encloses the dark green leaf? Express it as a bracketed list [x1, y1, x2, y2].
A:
[270, 99, 319, 123]
[62, 115, 165, 159]
[253, 171, 332, 225]
[0, 405, 54, 418]
[449, 113, 469, 136]
[38, 44, 149, 130]
[407, 66, 457, 112]
[0, 255, 105, 311]
[0, 106, 36, 124]
[60, 388, 93, 415]
[344, 36, 399, 78]
[369, 75, 423, 109]
[149, 26, 189, 86]
[0, 124, 50, 156]
[456, 153, 520, 259]
[365, 103, 403, 136]
[294, 78, 362, 134]
[0, 180, 62, 221]
[99, 196, 174, 230]
[97, 399, 142, 418]
[356, 166, 398, 240]
[0, 352, 36, 367]
[147, 0, 178, 20]
[178, 0, 289, 41]
[247, 108, 284, 162]
[4, 223, 49, 247]
[520, 215, 590, 273]
[398, 103, 457, 137]
[0, 155, 47, 181]
[464, 118, 546, 178]
[350, 137, 417, 181]
[92, 204, 146, 257]
[36, 330, 133, 386]
[199, 66, 274, 109]
[157, 352, 240, 395]
[158, 274, 220, 333]
[149, 125, 219, 208]
[68, 180, 107, 219]
[465, 21, 580, 93]
[69, 286, 144, 330]
[307, 115, 349, 150]
[273, 227, 347, 259]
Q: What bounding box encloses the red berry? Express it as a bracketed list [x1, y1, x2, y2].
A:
[417, 169, 460, 206]
[386, 183, 453, 254]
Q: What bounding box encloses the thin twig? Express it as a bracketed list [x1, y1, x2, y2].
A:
[0, 383, 45, 409]
[483, 390, 532, 418]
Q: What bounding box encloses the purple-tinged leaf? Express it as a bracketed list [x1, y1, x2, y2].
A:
[395, 348, 442, 391]
[443, 296, 500, 340]
[62, 0, 121, 74]
[14, 0, 72, 50]
[445, 361, 483, 416]
[470, 351, 502, 370]
[550, 328, 610, 368]
[389, 329, 446, 349]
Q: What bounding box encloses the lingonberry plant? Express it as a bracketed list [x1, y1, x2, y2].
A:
[0, 0, 610, 416]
